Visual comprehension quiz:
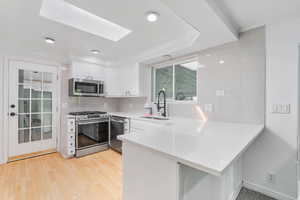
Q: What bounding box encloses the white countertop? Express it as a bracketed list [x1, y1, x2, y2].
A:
[119, 118, 264, 176]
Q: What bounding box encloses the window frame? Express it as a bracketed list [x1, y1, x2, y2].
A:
[152, 58, 199, 104]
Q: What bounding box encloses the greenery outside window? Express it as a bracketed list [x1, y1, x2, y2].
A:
[153, 60, 198, 102]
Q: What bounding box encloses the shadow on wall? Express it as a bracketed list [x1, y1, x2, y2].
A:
[243, 128, 297, 198]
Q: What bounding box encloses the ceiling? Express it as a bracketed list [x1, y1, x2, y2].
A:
[0, 0, 238, 65]
[216, 0, 300, 31]
[0, 0, 196, 65]
[1, 0, 299, 66]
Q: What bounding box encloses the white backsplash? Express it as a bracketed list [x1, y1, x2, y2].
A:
[118, 27, 265, 124]
[60, 68, 120, 115]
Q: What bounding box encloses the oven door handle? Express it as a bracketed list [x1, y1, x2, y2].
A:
[78, 120, 107, 125]
[111, 119, 126, 124]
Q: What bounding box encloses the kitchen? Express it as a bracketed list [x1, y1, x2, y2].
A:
[0, 0, 299, 200]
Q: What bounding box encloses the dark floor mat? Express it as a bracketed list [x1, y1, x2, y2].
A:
[237, 188, 276, 200]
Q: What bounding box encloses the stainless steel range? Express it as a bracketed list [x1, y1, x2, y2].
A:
[69, 111, 109, 157]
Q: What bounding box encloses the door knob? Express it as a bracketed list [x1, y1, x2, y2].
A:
[10, 112, 16, 117]
[10, 104, 16, 108]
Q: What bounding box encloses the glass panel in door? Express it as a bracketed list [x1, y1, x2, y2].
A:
[17, 70, 54, 144]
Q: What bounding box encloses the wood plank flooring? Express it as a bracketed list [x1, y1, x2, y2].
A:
[0, 150, 276, 200]
[8, 148, 57, 162]
[0, 150, 122, 200]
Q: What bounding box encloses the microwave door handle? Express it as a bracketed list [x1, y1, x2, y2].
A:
[99, 83, 103, 95]
[97, 83, 100, 95]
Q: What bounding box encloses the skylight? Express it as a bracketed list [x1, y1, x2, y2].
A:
[40, 0, 132, 42]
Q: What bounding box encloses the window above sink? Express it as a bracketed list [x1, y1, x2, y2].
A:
[151, 58, 199, 103]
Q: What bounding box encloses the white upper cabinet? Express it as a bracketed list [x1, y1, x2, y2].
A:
[70, 61, 105, 81]
[69, 60, 151, 98]
[105, 62, 151, 98]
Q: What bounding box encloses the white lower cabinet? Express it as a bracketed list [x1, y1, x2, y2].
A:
[123, 141, 179, 200]
[66, 116, 76, 156]
[123, 141, 243, 200]
[179, 160, 242, 200]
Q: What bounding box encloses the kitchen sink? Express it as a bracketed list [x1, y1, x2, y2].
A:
[140, 116, 170, 120]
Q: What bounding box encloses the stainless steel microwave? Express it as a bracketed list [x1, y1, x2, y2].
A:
[69, 78, 104, 97]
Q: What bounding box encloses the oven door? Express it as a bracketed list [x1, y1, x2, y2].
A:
[76, 119, 109, 150]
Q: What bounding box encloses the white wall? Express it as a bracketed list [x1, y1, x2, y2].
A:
[197, 27, 265, 123]
[119, 28, 266, 124]
[118, 25, 299, 199]
[0, 56, 4, 164]
[243, 18, 300, 199]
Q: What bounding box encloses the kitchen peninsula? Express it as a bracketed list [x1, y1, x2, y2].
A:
[119, 118, 264, 200]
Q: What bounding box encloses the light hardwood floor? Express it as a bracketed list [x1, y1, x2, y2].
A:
[0, 150, 122, 200]
[0, 150, 275, 200]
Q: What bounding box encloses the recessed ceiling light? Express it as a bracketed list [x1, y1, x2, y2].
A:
[219, 60, 225, 64]
[146, 12, 159, 22]
[205, 54, 211, 57]
[44, 37, 55, 44]
[162, 54, 172, 60]
[91, 49, 100, 54]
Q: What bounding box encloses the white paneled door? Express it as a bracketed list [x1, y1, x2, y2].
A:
[8, 61, 58, 157]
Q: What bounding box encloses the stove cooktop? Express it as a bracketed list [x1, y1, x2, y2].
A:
[69, 111, 107, 116]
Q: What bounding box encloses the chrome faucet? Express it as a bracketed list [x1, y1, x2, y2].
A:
[157, 90, 167, 117]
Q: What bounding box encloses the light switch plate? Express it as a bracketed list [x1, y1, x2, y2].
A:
[271, 104, 291, 114]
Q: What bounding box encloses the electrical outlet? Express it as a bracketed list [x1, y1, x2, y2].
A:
[216, 90, 225, 96]
[129, 103, 133, 109]
[266, 173, 276, 184]
[204, 104, 213, 112]
[271, 104, 291, 114]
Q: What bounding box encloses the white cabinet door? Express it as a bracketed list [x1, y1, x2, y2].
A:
[105, 62, 140, 96]
[119, 62, 139, 96]
[104, 66, 122, 96]
[123, 142, 179, 200]
[71, 61, 105, 81]
[105, 61, 151, 97]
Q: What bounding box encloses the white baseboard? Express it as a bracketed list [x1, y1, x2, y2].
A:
[243, 181, 296, 200]
[231, 184, 243, 200]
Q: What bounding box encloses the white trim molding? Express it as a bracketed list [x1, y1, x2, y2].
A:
[1, 56, 62, 164]
[243, 181, 297, 200]
[0, 56, 5, 164]
[230, 183, 243, 200]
